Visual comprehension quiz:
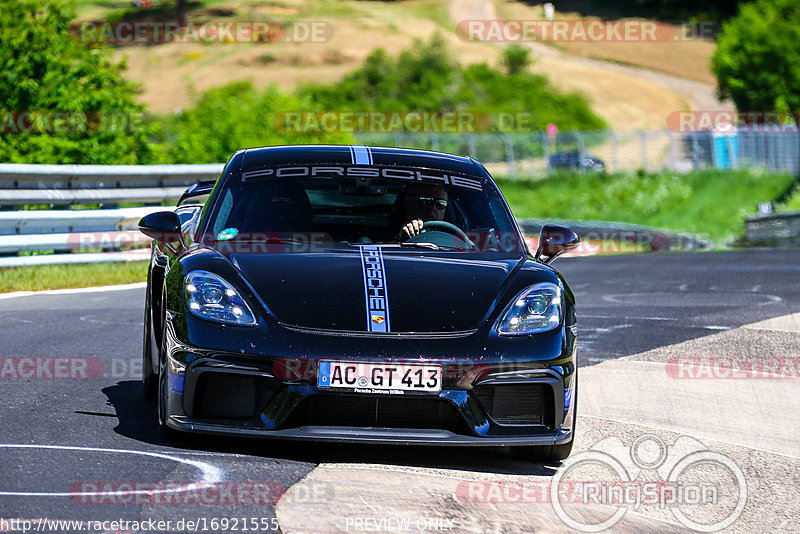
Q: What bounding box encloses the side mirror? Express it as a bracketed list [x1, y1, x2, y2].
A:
[138, 211, 181, 244]
[535, 224, 580, 264]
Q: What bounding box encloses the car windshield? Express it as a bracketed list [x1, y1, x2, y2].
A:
[201, 166, 524, 253]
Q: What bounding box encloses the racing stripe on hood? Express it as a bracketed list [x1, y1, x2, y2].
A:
[359, 245, 390, 332]
[349, 145, 373, 165]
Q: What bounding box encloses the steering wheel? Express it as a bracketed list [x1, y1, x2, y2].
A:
[415, 220, 477, 249]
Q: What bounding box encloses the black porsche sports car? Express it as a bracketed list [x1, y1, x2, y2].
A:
[139, 145, 580, 461]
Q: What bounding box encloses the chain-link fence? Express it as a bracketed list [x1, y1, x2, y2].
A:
[355, 129, 800, 177]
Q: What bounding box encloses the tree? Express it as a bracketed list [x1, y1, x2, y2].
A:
[176, 0, 187, 26]
[712, 0, 800, 112]
[632, 0, 743, 20]
[0, 0, 152, 163]
[153, 82, 353, 164]
[501, 45, 532, 76]
[299, 34, 605, 132]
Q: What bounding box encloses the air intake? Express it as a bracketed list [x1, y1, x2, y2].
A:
[473, 383, 554, 427]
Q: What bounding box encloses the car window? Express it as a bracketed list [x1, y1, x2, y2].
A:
[202, 167, 523, 253]
[211, 189, 234, 236]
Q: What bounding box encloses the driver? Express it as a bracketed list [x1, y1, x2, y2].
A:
[395, 183, 449, 240]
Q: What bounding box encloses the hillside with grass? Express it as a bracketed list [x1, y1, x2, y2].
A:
[71, 0, 724, 130]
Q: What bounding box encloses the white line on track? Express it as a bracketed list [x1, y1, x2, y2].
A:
[581, 314, 678, 321]
[0, 444, 223, 497]
[0, 282, 146, 301]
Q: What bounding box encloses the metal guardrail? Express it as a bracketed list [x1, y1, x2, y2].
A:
[0, 163, 223, 188]
[0, 187, 188, 205]
[0, 207, 164, 236]
[0, 251, 149, 268]
[517, 218, 713, 252]
[0, 163, 720, 268]
[0, 164, 223, 267]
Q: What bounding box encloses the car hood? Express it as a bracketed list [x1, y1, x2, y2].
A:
[229, 250, 528, 333]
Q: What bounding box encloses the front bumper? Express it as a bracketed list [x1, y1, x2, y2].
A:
[166, 421, 573, 447]
[162, 349, 577, 446]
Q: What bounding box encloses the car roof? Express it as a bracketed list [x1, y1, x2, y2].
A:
[229, 145, 487, 178]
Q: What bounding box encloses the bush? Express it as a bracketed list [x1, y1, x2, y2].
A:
[501, 45, 532, 76]
[299, 34, 606, 134]
[0, 0, 152, 164]
[712, 0, 800, 112]
[153, 82, 353, 164]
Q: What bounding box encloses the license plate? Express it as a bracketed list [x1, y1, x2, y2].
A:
[317, 361, 442, 393]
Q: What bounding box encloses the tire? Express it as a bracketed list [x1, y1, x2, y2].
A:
[155, 313, 181, 439]
[141, 298, 158, 399]
[512, 372, 578, 463]
[156, 354, 179, 439]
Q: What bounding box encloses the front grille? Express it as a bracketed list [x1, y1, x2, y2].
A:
[282, 395, 472, 434]
[194, 373, 278, 420]
[473, 383, 554, 427]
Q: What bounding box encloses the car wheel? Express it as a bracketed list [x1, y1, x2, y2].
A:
[141, 300, 158, 399]
[157, 356, 179, 439]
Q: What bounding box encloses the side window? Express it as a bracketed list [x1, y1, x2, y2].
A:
[212, 189, 234, 235]
[488, 196, 514, 233]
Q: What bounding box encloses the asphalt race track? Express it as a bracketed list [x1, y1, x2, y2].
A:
[1, 249, 799, 533]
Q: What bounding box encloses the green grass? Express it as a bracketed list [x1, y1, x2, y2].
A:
[496, 168, 798, 244]
[0, 261, 148, 293]
[779, 181, 800, 211]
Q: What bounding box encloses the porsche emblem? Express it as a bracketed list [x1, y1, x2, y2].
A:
[371, 315, 385, 325]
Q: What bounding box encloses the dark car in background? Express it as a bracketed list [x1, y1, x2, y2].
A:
[549, 151, 606, 172]
[139, 145, 580, 461]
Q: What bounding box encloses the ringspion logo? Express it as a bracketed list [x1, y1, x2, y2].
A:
[550, 435, 747, 532]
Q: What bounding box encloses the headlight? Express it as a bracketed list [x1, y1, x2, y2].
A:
[184, 270, 256, 326]
[495, 282, 563, 335]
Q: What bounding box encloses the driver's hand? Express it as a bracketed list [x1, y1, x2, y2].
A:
[399, 219, 424, 239]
